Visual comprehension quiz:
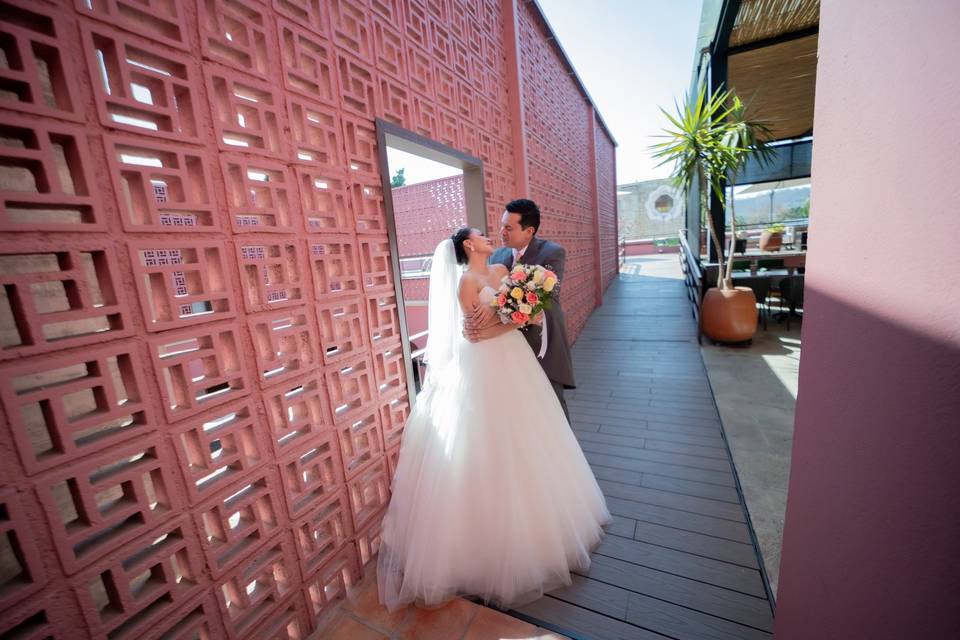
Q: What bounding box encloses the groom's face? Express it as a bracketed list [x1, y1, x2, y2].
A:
[500, 211, 534, 249]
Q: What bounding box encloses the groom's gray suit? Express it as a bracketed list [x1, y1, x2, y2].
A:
[490, 236, 575, 420]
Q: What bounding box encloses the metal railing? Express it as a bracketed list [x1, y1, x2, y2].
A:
[678, 229, 703, 343]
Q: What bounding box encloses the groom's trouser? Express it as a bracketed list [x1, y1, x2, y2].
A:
[551, 380, 571, 425]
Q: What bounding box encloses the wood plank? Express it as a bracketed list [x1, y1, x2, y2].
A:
[585, 452, 736, 487]
[513, 592, 668, 640]
[625, 592, 772, 640]
[604, 496, 753, 544]
[598, 480, 746, 522]
[632, 522, 759, 569]
[639, 474, 742, 504]
[594, 535, 766, 597]
[580, 554, 771, 630]
[582, 441, 733, 474]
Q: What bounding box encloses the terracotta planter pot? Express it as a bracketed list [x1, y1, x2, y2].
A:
[759, 231, 783, 252]
[701, 287, 757, 343]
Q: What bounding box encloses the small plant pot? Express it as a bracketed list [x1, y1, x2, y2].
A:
[701, 287, 758, 343]
[759, 231, 783, 252]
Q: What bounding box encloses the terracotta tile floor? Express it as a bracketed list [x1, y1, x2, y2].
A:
[310, 566, 570, 640]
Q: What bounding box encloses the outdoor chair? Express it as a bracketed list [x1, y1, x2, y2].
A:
[778, 276, 805, 330]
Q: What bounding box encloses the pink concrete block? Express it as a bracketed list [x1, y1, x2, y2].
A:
[303, 543, 361, 619]
[328, 0, 373, 63]
[75, 0, 190, 51]
[138, 593, 227, 640]
[272, 0, 330, 39]
[169, 399, 268, 504]
[325, 354, 376, 426]
[0, 244, 131, 361]
[0, 342, 152, 475]
[278, 18, 339, 107]
[377, 72, 413, 128]
[336, 52, 378, 119]
[316, 296, 368, 366]
[247, 307, 319, 387]
[235, 240, 307, 312]
[346, 456, 390, 531]
[80, 22, 200, 141]
[309, 235, 362, 299]
[193, 466, 286, 579]
[149, 322, 250, 422]
[291, 488, 353, 579]
[221, 154, 297, 233]
[103, 134, 219, 232]
[277, 430, 344, 520]
[204, 65, 287, 159]
[406, 42, 436, 100]
[371, 14, 407, 84]
[0, 487, 46, 611]
[72, 516, 205, 640]
[129, 239, 236, 332]
[358, 236, 393, 291]
[341, 114, 378, 176]
[366, 291, 402, 349]
[379, 391, 410, 452]
[199, 0, 274, 80]
[1, 0, 83, 122]
[354, 506, 385, 566]
[36, 436, 181, 574]
[261, 373, 332, 457]
[0, 589, 81, 639]
[214, 532, 298, 639]
[335, 409, 384, 479]
[295, 167, 352, 233]
[351, 175, 388, 235]
[286, 97, 343, 168]
[241, 591, 313, 640]
[0, 113, 102, 231]
[386, 443, 401, 480]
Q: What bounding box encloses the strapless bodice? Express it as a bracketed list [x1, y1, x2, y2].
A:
[478, 286, 498, 305]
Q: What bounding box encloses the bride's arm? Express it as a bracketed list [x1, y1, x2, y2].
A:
[458, 277, 515, 343]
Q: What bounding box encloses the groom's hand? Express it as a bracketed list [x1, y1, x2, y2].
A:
[470, 301, 495, 327]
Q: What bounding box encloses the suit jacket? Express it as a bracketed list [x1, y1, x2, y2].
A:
[490, 236, 576, 388]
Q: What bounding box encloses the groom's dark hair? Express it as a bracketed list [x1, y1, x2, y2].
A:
[505, 199, 540, 234]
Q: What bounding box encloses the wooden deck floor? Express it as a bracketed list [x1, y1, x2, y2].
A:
[510, 256, 775, 640]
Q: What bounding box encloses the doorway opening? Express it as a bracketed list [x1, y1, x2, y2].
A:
[376, 120, 487, 398]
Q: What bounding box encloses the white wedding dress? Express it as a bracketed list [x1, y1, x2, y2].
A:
[377, 273, 611, 613]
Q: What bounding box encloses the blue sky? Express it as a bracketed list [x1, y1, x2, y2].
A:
[537, 0, 703, 185]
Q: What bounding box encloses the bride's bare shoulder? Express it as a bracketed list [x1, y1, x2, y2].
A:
[490, 263, 508, 277]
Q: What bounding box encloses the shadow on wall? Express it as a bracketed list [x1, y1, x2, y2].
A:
[774, 286, 960, 639]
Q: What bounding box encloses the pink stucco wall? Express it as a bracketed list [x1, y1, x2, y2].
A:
[773, 2, 960, 638]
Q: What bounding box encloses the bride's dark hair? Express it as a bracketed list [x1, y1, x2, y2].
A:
[450, 226, 473, 265]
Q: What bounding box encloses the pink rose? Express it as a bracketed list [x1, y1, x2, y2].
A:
[543, 269, 557, 280]
[525, 292, 539, 305]
[511, 270, 528, 282]
[510, 311, 529, 325]
[497, 293, 507, 307]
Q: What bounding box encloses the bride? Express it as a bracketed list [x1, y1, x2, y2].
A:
[377, 226, 611, 613]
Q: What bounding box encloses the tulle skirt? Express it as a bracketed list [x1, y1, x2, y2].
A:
[377, 329, 611, 612]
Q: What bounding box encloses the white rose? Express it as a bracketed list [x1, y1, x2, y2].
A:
[526, 281, 536, 290]
[519, 303, 532, 314]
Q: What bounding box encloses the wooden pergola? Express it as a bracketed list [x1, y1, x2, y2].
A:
[688, 0, 819, 261]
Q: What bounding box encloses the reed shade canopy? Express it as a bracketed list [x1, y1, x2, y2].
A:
[725, 0, 820, 141]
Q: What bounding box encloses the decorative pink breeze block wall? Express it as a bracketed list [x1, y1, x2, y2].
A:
[0, 0, 616, 638]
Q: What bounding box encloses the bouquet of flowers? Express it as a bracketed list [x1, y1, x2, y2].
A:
[491, 263, 559, 327]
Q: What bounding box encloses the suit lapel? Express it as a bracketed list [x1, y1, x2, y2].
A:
[521, 237, 545, 266]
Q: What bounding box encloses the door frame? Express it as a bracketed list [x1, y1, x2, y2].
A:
[374, 119, 488, 400]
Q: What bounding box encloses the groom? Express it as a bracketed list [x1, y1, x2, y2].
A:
[464, 199, 575, 421]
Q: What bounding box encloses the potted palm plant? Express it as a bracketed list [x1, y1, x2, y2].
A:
[652, 86, 772, 343]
